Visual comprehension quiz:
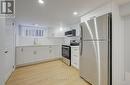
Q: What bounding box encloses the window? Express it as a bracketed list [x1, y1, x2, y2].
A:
[18, 25, 48, 38]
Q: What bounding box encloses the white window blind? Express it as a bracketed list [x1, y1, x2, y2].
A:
[18, 25, 48, 38]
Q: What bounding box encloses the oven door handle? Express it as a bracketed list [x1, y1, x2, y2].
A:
[62, 47, 69, 48]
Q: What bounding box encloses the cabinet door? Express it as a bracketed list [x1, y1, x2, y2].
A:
[71, 46, 80, 69]
[16, 47, 24, 65]
[16, 46, 50, 65]
[71, 57, 79, 69]
[34, 46, 50, 61]
[49, 45, 61, 59]
[72, 25, 80, 37]
[16, 47, 34, 65]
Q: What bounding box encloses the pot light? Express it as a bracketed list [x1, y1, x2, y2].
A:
[38, 0, 44, 4]
[60, 27, 63, 31]
[73, 12, 78, 15]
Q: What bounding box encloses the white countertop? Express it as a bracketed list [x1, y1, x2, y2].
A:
[16, 45, 61, 47]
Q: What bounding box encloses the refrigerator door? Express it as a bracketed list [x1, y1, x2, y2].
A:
[80, 40, 108, 85]
[95, 14, 108, 40]
[80, 13, 110, 85]
[80, 19, 95, 41]
[80, 20, 96, 56]
[80, 40, 98, 85]
[80, 14, 108, 41]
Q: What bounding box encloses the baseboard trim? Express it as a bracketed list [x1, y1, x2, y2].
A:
[125, 72, 130, 81]
[5, 68, 15, 85]
[71, 65, 79, 71]
[16, 58, 62, 68]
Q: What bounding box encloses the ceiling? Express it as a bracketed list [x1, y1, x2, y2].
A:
[16, 0, 130, 28]
[115, 0, 130, 5]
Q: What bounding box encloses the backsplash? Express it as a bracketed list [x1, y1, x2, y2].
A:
[63, 37, 80, 45]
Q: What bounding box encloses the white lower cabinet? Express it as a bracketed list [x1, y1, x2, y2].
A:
[16, 45, 61, 66]
[71, 46, 80, 69]
[49, 45, 61, 59]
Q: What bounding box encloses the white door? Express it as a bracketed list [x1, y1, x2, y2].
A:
[0, 18, 15, 85]
[4, 18, 15, 81]
[0, 18, 7, 85]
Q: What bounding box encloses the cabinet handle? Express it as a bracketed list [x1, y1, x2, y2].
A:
[74, 55, 78, 57]
[21, 48, 23, 52]
[4, 51, 8, 53]
[74, 49, 78, 51]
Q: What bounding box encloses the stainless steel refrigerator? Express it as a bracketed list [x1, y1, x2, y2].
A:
[80, 13, 112, 85]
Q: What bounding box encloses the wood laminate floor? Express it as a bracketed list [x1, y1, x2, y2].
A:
[6, 60, 90, 85]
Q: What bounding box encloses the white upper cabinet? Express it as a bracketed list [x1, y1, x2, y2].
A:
[53, 28, 67, 38]
[48, 27, 71, 38]
[70, 24, 80, 37]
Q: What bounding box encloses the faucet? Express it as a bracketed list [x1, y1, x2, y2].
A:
[34, 38, 37, 45]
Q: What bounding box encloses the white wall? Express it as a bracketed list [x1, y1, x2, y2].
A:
[0, 18, 6, 85]
[118, 2, 130, 85]
[81, 2, 125, 85]
[0, 18, 15, 85]
[81, 2, 112, 22]
[120, 2, 130, 16]
[120, 16, 130, 85]
[112, 3, 125, 85]
[124, 16, 130, 73]
[16, 26, 65, 46]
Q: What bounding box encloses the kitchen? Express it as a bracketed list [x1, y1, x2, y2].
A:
[0, 0, 130, 85]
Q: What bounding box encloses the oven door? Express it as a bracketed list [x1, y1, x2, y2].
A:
[62, 45, 71, 60]
[62, 45, 71, 65]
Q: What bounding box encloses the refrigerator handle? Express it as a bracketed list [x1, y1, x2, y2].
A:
[80, 23, 83, 56]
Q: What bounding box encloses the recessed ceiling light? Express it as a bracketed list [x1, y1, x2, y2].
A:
[38, 0, 44, 4]
[60, 27, 63, 31]
[73, 12, 78, 15]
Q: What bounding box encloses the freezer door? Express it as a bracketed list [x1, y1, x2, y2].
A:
[80, 41, 108, 85]
[95, 14, 108, 40]
[80, 19, 95, 41]
[80, 41, 98, 85]
[80, 14, 108, 41]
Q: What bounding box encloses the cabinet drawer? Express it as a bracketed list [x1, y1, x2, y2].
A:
[71, 49, 79, 53]
[71, 55, 79, 62]
[71, 51, 79, 55]
[71, 50, 79, 55]
[71, 54, 79, 58]
[72, 61, 79, 69]
[71, 57, 79, 69]
[71, 46, 80, 69]
[73, 48, 79, 51]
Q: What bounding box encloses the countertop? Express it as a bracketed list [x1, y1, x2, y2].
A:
[16, 45, 61, 48]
